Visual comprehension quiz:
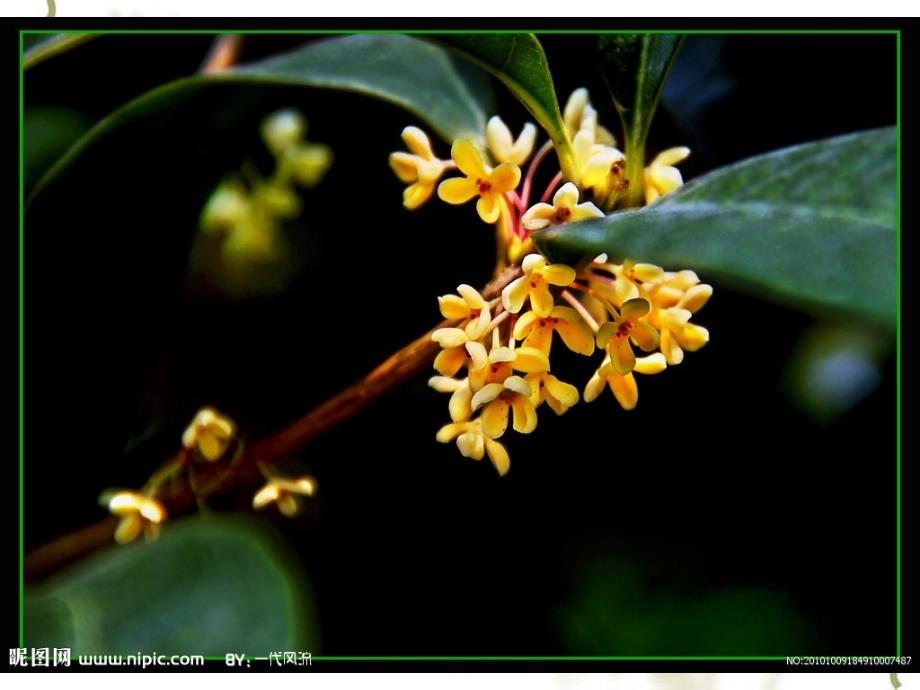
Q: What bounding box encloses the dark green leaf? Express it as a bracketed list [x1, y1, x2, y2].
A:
[28, 34, 492, 205]
[596, 34, 683, 205]
[434, 34, 576, 179]
[24, 34, 96, 71]
[597, 33, 683, 144]
[234, 34, 491, 143]
[534, 128, 897, 326]
[25, 517, 317, 655]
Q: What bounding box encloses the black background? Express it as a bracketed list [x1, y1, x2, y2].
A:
[7, 19, 915, 667]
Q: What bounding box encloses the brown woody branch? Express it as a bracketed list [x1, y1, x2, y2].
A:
[24, 265, 521, 582]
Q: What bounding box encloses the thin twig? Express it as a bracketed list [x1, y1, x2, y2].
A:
[24, 265, 522, 582]
[200, 35, 245, 74]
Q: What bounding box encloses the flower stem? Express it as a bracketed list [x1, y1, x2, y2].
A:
[540, 171, 564, 204]
[520, 140, 554, 208]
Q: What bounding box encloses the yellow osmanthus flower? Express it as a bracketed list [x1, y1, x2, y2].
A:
[581, 146, 628, 201]
[280, 142, 334, 188]
[436, 418, 510, 476]
[512, 306, 595, 356]
[502, 254, 577, 318]
[105, 491, 167, 544]
[471, 374, 538, 438]
[182, 407, 236, 462]
[526, 372, 580, 415]
[595, 297, 660, 375]
[466, 341, 550, 393]
[253, 476, 316, 517]
[429, 374, 474, 423]
[431, 327, 477, 377]
[584, 352, 668, 410]
[438, 139, 521, 224]
[562, 88, 616, 145]
[644, 270, 712, 365]
[389, 126, 452, 210]
[644, 147, 691, 204]
[261, 109, 306, 156]
[486, 116, 537, 166]
[521, 182, 604, 231]
[437, 284, 492, 339]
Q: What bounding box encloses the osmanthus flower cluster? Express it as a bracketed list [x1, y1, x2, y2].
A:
[390, 88, 710, 476]
[201, 109, 333, 266]
[103, 406, 317, 544]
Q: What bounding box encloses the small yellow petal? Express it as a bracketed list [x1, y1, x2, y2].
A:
[521, 202, 556, 231]
[457, 284, 486, 309]
[115, 514, 143, 544]
[608, 336, 636, 375]
[389, 151, 421, 183]
[403, 181, 434, 209]
[438, 294, 470, 320]
[652, 146, 690, 168]
[471, 383, 504, 411]
[544, 375, 579, 408]
[486, 115, 514, 162]
[438, 177, 479, 205]
[634, 352, 668, 375]
[675, 323, 710, 351]
[621, 297, 650, 321]
[679, 284, 713, 313]
[631, 320, 660, 353]
[513, 346, 550, 373]
[449, 381, 473, 422]
[489, 163, 521, 192]
[402, 126, 435, 159]
[457, 430, 485, 460]
[571, 202, 605, 222]
[542, 264, 577, 287]
[451, 139, 487, 178]
[609, 372, 639, 410]
[484, 438, 510, 476]
[511, 396, 538, 434]
[512, 310, 539, 341]
[437, 422, 468, 443]
[659, 327, 684, 366]
[530, 282, 554, 318]
[278, 494, 300, 517]
[503, 375, 532, 397]
[465, 341, 489, 371]
[434, 346, 467, 377]
[253, 483, 281, 509]
[554, 318, 596, 356]
[477, 193, 501, 224]
[521, 253, 546, 274]
[584, 370, 605, 403]
[488, 346, 516, 364]
[502, 276, 530, 313]
[432, 327, 468, 349]
[481, 399, 510, 438]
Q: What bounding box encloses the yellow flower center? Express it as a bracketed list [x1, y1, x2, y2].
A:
[476, 178, 492, 193]
[554, 206, 572, 222]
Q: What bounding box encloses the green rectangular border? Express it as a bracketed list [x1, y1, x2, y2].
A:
[18, 26, 902, 664]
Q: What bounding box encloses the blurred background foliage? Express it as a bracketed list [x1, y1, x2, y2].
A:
[23, 33, 896, 656]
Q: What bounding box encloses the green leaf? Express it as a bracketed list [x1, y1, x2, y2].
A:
[596, 34, 683, 205]
[434, 34, 575, 180]
[534, 128, 897, 327]
[24, 34, 96, 71]
[25, 517, 317, 656]
[234, 34, 491, 143]
[28, 34, 492, 205]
